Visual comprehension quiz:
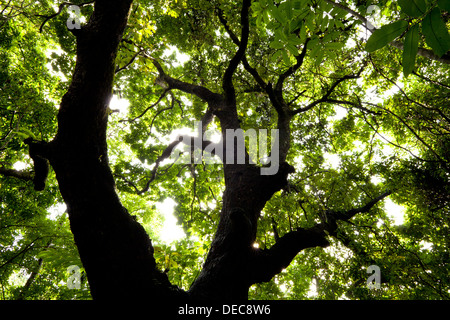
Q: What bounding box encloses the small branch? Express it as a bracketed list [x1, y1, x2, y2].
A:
[115, 49, 143, 74]
[290, 69, 363, 116]
[360, 111, 432, 162]
[332, 190, 392, 222]
[0, 239, 39, 270]
[411, 71, 450, 89]
[16, 240, 52, 300]
[275, 39, 310, 94]
[121, 108, 220, 194]
[326, 98, 381, 116]
[148, 92, 178, 134]
[120, 89, 170, 123]
[0, 167, 33, 181]
[38, 1, 95, 33]
[132, 139, 183, 195]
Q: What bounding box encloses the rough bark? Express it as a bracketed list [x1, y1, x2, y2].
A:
[26, 0, 184, 300]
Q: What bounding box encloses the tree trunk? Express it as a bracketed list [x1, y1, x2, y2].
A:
[188, 162, 295, 300]
[27, 0, 183, 300]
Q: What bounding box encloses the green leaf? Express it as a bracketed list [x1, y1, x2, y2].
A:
[270, 6, 286, 24]
[270, 40, 284, 49]
[299, 24, 307, 42]
[398, 0, 427, 17]
[314, 50, 325, 66]
[322, 15, 329, 32]
[422, 8, 450, 57]
[365, 20, 409, 52]
[282, 50, 290, 65]
[287, 43, 298, 56]
[290, 19, 303, 33]
[279, 1, 293, 20]
[324, 42, 345, 50]
[271, 50, 283, 63]
[288, 34, 304, 45]
[402, 24, 419, 77]
[437, 0, 450, 12]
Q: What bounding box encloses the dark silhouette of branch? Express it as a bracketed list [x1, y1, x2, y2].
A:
[38, 1, 95, 33]
[120, 89, 170, 123]
[16, 240, 52, 300]
[290, 67, 365, 116]
[216, 7, 268, 92]
[275, 38, 310, 93]
[0, 167, 33, 181]
[24, 138, 50, 191]
[151, 58, 223, 105]
[250, 190, 392, 284]
[115, 49, 144, 74]
[222, 0, 252, 104]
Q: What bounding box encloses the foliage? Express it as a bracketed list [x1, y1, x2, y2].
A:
[365, 0, 450, 76]
[0, 0, 449, 300]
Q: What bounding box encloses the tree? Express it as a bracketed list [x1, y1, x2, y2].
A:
[0, 0, 449, 301]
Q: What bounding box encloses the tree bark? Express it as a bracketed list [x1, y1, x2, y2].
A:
[27, 0, 184, 300]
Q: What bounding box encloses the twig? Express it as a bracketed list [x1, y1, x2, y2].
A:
[38, 1, 95, 33]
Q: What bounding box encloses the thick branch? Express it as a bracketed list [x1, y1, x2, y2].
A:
[275, 39, 310, 94]
[24, 138, 50, 191]
[222, 0, 252, 104]
[217, 7, 268, 92]
[0, 167, 33, 181]
[48, 0, 186, 300]
[250, 190, 392, 284]
[151, 58, 223, 105]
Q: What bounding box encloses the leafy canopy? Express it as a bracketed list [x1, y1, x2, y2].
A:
[0, 0, 449, 300]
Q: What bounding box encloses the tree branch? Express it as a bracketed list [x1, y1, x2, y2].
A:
[115, 49, 143, 74]
[290, 68, 364, 116]
[275, 38, 310, 94]
[151, 58, 223, 105]
[24, 138, 50, 191]
[120, 88, 170, 123]
[222, 0, 252, 104]
[38, 1, 95, 33]
[0, 167, 33, 181]
[124, 107, 219, 194]
[250, 190, 392, 284]
[216, 7, 268, 92]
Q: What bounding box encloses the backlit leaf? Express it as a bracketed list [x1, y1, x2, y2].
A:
[422, 8, 450, 57]
[402, 24, 419, 77]
[398, 0, 427, 17]
[365, 20, 408, 52]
